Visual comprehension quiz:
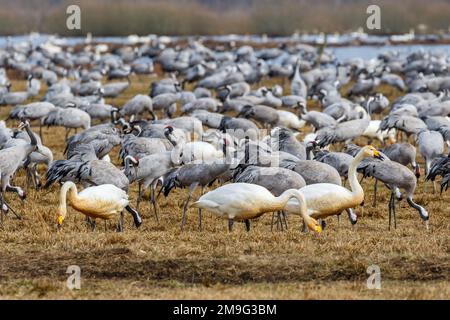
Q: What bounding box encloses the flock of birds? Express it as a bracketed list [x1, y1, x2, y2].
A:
[0, 37, 449, 233]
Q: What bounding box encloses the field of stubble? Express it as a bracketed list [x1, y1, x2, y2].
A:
[0, 73, 448, 300]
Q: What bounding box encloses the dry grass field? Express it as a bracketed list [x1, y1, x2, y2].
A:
[0, 73, 448, 300]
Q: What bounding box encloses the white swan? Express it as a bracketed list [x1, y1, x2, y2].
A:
[192, 182, 321, 232]
[56, 182, 142, 231]
[285, 145, 383, 224]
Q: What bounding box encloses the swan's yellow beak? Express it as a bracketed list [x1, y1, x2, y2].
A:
[369, 146, 384, 160]
[314, 224, 322, 234]
[373, 149, 380, 157]
[307, 218, 322, 233]
[57, 215, 63, 226]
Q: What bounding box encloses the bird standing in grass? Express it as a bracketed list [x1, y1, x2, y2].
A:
[285, 145, 383, 229]
[56, 182, 142, 232]
[192, 183, 322, 233]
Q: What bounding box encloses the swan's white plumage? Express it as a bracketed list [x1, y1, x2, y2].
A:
[285, 145, 380, 219]
[58, 182, 130, 223]
[192, 182, 321, 234]
[285, 183, 355, 217]
[194, 183, 275, 220]
[78, 184, 129, 207]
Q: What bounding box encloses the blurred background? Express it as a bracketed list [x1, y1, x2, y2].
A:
[1, 0, 450, 36]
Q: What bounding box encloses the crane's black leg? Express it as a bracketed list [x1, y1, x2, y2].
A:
[116, 212, 124, 232]
[125, 205, 142, 228]
[271, 212, 275, 231]
[181, 182, 198, 230]
[25, 168, 33, 190]
[150, 179, 159, 223]
[2, 187, 22, 220]
[34, 168, 42, 190]
[228, 218, 234, 232]
[86, 217, 96, 231]
[244, 219, 250, 232]
[301, 220, 307, 233]
[337, 213, 341, 226]
[0, 191, 4, 226]
[282, 210, 288, 230]
[276, 211, 281, 230]
[373, 179, 378, 207]
[198, 185, 205, 231]
[278, 211, 284, 231]
[393, 194, 397, 229]
[136, 182, 143, 211]
[39, 123, 43, 143]
[388, 192, 393, 231]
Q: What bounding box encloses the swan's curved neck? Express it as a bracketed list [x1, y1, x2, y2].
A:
[348, 150, 367, 198]
[274, 189, 309, 221]
[59, 182, 78, 219]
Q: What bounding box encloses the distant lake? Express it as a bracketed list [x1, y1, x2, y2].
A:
[2, 34, 450, 61]
[332, 44, 450, 61]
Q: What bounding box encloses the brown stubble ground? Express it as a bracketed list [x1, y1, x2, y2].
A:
[0, 73, 448, 300]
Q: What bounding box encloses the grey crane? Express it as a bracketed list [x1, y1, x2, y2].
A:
[42, 105, 91, 140]
[423, 116, 450, 131]
[260, 88, 282, 108]
[102, 81, 130, 98]
[191, 110, 224, 129]
[0, 120, 40, 222]
[120, 128, 169, 161]
[8, 102, 56, 138]
[2, 131, 53, 190]
[348, 76, 380, 97]
[237, 104, 279, 129]
[437, 126, 450, 147]
[120, 94, 155, 120]
[382, 143, 421, 178]
[379, 114, 427, 140]
[181, 97, 220, 115]
[314, 150, 354, 182]
[78, 103, 118, 122]
[426, 154, 450, 193]
[45, 144, 129, 191]
[152, 92, 179, 118]
[160, 141, 235, 230]
[155, 116, 204, 139]
[358, 159, 429, 230]
[218, 116, 260, 141]
[381, 73, 406, 91]
[417, 129, 445, 192]
[300, 110, 339, 131]
[65, 123, 121, 160]
[291, 60, 307, 99]
[316, 107, 370, 148]
[123, 143, 184, 220]
[270, 127, 306, 160]
[0, 83, 30, 106]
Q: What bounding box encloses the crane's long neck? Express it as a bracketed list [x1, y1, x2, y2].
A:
[24, 124, 37, 147]
[348, 150, 367, 198]
[294, 62, 301, 79]
[58, 182, 78, 219]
